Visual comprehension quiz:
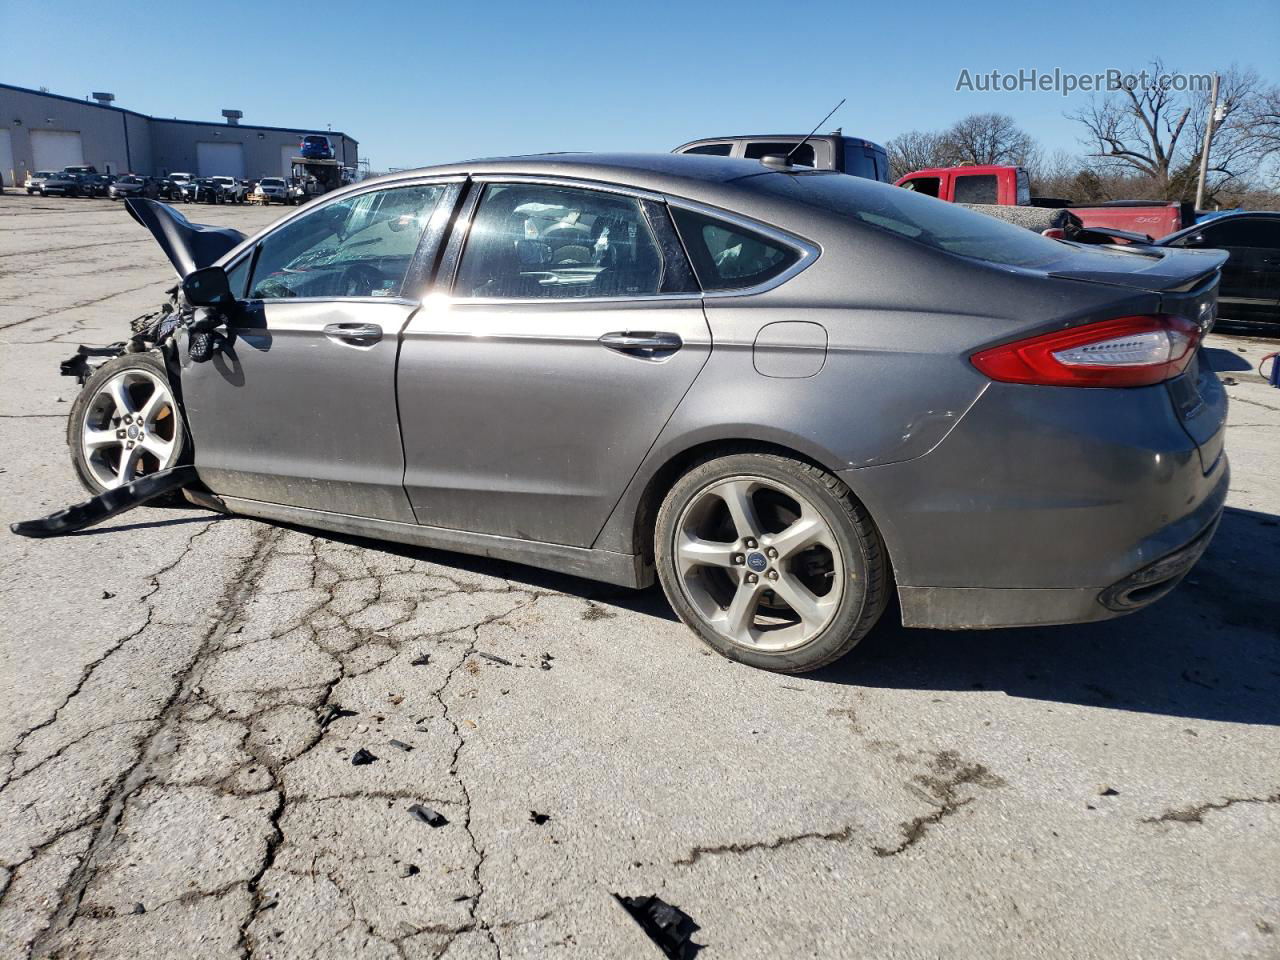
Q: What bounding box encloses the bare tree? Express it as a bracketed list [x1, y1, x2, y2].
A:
[885, 129, 949, 180]
[940, 113, 1038, 167]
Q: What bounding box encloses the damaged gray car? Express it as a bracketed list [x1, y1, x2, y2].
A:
[29, 153, 1230, 672]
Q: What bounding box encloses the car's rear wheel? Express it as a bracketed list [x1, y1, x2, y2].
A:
[655, 452, 889, 673]
[68, 352, 187, 499]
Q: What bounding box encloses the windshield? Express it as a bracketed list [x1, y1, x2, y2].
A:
[261, 178, 284, 186]
[121, 176, 143, 184]
[755, 173, 1069, 268]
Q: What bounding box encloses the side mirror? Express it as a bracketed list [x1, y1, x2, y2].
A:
[182, 265, 235, 307]
[1183, 233, 1206, 247]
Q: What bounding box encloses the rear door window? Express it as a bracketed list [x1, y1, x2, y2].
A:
[953, 174, 999, 205]
[671, 207, 801, 291]
[454, 183, 666, 300]
[1200, 218, 1279, 249]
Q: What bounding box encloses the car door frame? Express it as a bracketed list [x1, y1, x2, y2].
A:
[180, 174, 466, 521]
[397, 173, 715, 551]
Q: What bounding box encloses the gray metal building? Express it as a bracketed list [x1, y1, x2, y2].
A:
[0, 82, 358, 187]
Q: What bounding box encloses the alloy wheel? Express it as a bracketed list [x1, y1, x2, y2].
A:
[80, 368, 180, 488]
[674, 475, 844, 652]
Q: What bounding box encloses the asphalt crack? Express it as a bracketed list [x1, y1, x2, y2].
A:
[1143, 791, 1280, 825]
[873, 751, 1005, 858]
[673, 824, 858, 867]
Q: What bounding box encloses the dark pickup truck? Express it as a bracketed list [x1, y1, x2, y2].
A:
[673, 133, 891, 182]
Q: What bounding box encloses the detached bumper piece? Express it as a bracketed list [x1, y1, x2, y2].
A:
[1097, 516, 1221, 613]
[9, 466, 197, 538]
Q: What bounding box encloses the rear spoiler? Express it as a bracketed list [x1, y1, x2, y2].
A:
[125, 197, 246, 278]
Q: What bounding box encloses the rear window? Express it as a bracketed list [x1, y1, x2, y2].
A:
[261, 178, 284, 186]
[744, 142, 815, 167]
[844, 145, 883, 181]
[758, 174, 1066, 268]
[953, 174, 998, 205]
[671, 207, 801, 291]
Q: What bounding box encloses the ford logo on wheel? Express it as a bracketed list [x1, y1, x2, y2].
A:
[746, 552, 768, 572]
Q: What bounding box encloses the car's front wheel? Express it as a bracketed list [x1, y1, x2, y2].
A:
[67, 352, 187, 498]
[655, 452, 889, 673]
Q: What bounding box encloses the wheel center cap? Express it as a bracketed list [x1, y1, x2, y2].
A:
[746, 552, 768, 573]
[127, 424, 140, 440]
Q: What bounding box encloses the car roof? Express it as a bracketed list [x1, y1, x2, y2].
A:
[352, 151, 855, 202]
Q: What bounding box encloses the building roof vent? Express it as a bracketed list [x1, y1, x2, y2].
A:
[91, 92, 115, 106]
[222, 109, 243, 126]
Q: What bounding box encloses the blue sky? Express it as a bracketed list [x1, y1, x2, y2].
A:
[7, 0, 1279, 170]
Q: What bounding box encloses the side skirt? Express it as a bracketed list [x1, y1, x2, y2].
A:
[218, 495, 653, 589]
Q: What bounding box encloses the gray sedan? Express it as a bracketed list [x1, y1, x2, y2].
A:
[67, 154, 1229, 672]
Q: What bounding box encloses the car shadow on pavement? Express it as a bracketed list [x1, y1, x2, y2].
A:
[818, 505, 1280, 727]
[67, 513, 227, 536]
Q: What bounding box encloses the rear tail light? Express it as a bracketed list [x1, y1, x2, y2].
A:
[971, 314, 1201, 387]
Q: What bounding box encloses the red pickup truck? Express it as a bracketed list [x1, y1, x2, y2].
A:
[895, 165, 1194, 239]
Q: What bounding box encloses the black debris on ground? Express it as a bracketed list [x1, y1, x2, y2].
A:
[539, 653, 554, 671]
[389, 739, 413, 752]
[1097, 785, 1120, 797]
[614, 894, 703, 959]
[530, 810, 550, 825]
[130, 903, 145, 915]
[351, 748, 377, 766]
[397, 863, 420, 878]
[410, 654, 431, 666]
[101, 590, 116, 599]
[408, 803, 448, 827]
[478, 652, 513, 666]
[317, 704, 357, 729]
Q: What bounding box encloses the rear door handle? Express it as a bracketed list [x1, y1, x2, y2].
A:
[599, 331, 682, 359]
[323, 322, 382, 344]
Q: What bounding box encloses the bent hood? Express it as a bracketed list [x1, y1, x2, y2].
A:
[125, 197, 246, 278]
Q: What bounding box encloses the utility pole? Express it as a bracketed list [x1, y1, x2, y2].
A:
[1194, 73, 1220, 211]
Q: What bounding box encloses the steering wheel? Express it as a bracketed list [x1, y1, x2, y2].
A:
[340, 263, 384, 297]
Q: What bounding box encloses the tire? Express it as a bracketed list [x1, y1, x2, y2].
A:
[655, 452, 889, 673]
[67, 352, 188, 501]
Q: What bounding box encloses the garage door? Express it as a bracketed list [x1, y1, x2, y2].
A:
[31, 130, 84, 172]
[0, 130, 14, 188]
[280, 144, 299, 177]
[197, 142, 245, 178]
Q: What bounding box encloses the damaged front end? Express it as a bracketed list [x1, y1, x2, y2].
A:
[13, 199, 244, 538]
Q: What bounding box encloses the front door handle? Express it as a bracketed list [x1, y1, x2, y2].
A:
[324, 322, 382, 344]
[599, 331, 682, 359]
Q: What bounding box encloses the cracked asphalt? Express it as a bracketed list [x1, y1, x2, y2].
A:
[1, 192, 1278, 959]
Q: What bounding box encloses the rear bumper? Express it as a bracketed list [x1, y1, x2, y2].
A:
[895, 464, 1226, 629]
[841, 378, 1229, 629]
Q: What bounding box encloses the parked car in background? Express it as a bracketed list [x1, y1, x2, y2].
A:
[62, 165, 99, 176]
[211, 176, 247, 203]
[108, 175, 161, 200]
[26, 170, 58, 195]
[1157, 211, 1280, 328]
[167, 172, 194, 201]
[80, 173, 116, 197]
[299, 135, 334, 160]
[85, 153, 1229, 674]
[673, 133, 891, 181]
[41, 172, 86, 197]
[285, 176, 310, 205]
[896, 165, 1195, 239]
[254, 177, 289, 203]
[182, 178, 224, 204]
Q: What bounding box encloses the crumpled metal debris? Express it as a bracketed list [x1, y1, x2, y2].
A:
[478, 652, 512, 666]
[9, 466, 198, 538]
[529, 811, 550, 825]
[351, 748, 377, 766]
[614, 894, 703, 959]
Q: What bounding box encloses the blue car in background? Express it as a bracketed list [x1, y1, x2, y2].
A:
[299, 135, 334, 160]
